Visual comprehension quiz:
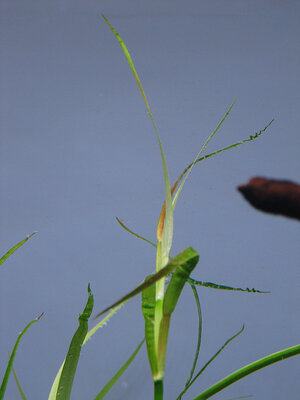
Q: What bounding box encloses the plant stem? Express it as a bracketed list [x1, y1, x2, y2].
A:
[154, 379, 163, 400]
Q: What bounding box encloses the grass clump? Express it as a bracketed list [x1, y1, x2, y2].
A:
[0, 15, 298, 400]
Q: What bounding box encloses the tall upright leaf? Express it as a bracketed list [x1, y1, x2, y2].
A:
[56, 285, 93, 400]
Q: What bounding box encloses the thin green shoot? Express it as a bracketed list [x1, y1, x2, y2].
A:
[93, 339, 145, 400]
[176, 282, 202, 400]
[188, 278, 270, 293]
[10, 358, 27, 400]
[0, 232, 37, 267]
[102, 15, 173, 266]
[0, 313, 43, 400]
[174, 119, 274, 191]
[192, 344, 300, 400]
[172, 99, 236, 211]
[116, 217, 157, 248]
[186, 325, 245, 395]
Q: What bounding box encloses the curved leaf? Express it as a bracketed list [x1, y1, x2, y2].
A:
[0, 232, 36, 267]
[0, 313, 43, 400]
[94, 247, 199, 320]
[192, 344, 300, 400]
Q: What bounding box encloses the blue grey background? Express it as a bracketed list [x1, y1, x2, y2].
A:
[1, 1, 299, 399]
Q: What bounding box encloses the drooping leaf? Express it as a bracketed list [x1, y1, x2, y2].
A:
[0, 232, 37, 267]
[116, 217, 156, 248]
[163, 248, 199, 317]
[94, 247, 199, 320]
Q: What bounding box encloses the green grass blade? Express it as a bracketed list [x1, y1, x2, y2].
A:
[48, 304, 123, 400]
[11, 365, 27, 400]
[56, 285, 94, 400]
[188, 326, 245, 392]
[93, 339, 145, 400]
[102, 15, 173, 262]
[142, 275, 159, 378]
[172, 100, 237, 210]
[180, 325, 244, 398]
[188, 278, 270, 293]
[173, 119, 274, 194]
[94, 247, 198, 320]
[0, 232, 37, 267]
[192, 344, 300, 400]
[176, 282, 202, 400]
[0, 313, 43, 400]
[116, 217, 157, 248]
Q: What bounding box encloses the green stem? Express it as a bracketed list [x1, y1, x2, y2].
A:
[154, 379, 163, 400]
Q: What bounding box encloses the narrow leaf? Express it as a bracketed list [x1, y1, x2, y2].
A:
[192, 344, 300, 400]
[173, 119, 274, 204]
[172, 99, 237, 210]
[188, 278, 270, 294]
[56, 285, 94, 400]
[0, 232, 37, 267]
[176, 282, 202, 400]
[188, 325, 245, 392]
[116, 217, 156, 248]
[102, 14, 173, 261]
[93, 339, 145, 400]
[0, 313, 43, 400]
[11, 365, 27, 400]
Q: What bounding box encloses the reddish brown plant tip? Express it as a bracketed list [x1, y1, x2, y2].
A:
[238, 177, 300, 221]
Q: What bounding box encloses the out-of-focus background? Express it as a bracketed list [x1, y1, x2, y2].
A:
[1, 1, 299, 399]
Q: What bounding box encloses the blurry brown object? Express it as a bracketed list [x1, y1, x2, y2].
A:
[238, 177, 300, 221]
